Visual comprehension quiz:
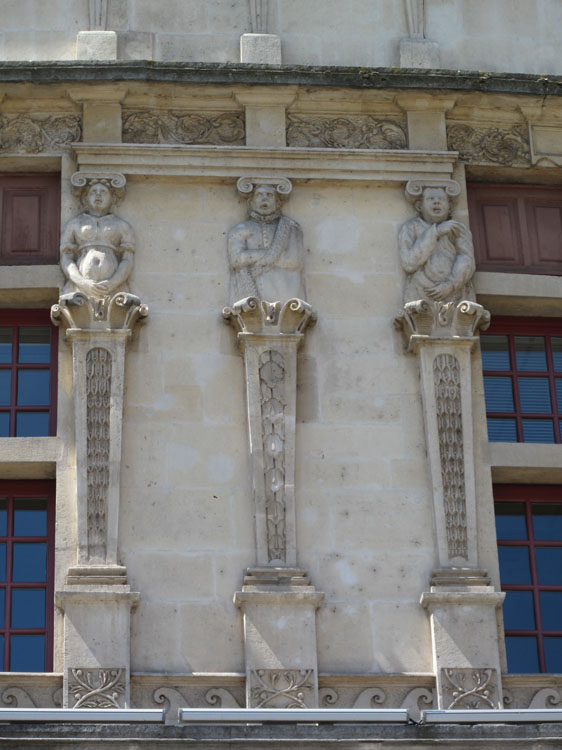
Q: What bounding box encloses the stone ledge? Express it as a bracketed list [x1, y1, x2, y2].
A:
[0, 437, 62, 479]
[475, 271, 562, 317]
[489, 442, 562, 484]
[0, 62, 560, 97]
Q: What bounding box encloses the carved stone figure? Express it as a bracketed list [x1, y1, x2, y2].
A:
[398, 180, 475, 306]
[60, 173, 135, 304]
[227, 177, 305, 304]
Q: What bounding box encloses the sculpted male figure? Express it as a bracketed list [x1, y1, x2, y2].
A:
[398, 184, 475, 306]
[60, 176, 135, 301]
[227, 181, 306, 304]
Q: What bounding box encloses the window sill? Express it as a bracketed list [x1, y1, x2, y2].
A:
[489, 441, 562, 483]
[475, 271, 562, 317]
[0, 266, 63, 308]
[0, 436, 62, 478]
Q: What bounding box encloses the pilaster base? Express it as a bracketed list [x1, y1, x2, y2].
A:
[399, 38, 440, 69]
[56, 586, 139, 708]
[234, 568, 324, 708]
[240, 34, 282, 65]
[421, 568, 505, 709]
[76, 31, 117, 61]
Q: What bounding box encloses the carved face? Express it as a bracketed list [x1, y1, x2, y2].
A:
[420, 187, 450, 224]
[86, 183, 113, 215]
[250, 185, 279, 217]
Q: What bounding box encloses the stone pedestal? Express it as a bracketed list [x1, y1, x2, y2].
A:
[52, 291, 148, 708]
[76, 31, 117, 61]
[397, 300, 505, 709]
[399, 38, 440, 69]
[224, 298, 323, 707]
[240, 34, 282, 64]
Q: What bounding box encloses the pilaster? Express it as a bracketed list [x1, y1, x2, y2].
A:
[67, 87, 127, 143]
[395, 94, 455, 151]
[234, 88, 297, 147]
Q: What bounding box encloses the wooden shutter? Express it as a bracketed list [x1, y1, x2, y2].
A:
[0, 175, 60, 265]
[468, 184, 562, 275]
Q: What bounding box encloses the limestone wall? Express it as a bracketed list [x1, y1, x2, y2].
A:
[0, 0, 560, 75]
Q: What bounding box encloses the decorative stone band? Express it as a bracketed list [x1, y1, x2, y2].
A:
[395, 300, 490, 347]
[122, 111, 245, 146]
[286, 114, 407, 150]
[0, 114, 81, 154]
[447, 123, 530, 166]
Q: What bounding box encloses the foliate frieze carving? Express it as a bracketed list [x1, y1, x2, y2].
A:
[86, 347, 111, 562]
[122, 111, 245, 146]
[68, 668, 126, 708]
[433, 354, 467, 560]
[442, 668, 499, 710]
[286, 114, 407, 149]
[249, 669, 315, 708]
[447, 123, 530, 166]
[0, 114, 81, 153]
[260, 349, 287, 562]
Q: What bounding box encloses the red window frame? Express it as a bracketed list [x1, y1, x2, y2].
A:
[495, 484, 562, 673]
[0, 310, 58, 437]
[0, 480, 55, 672]
[481, 317, 562, 443]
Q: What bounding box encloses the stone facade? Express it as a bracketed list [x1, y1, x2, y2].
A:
[0, 1, 561, 748]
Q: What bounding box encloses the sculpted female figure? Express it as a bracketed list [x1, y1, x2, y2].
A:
[398, 182, 475, 306]
[227, 179, 306, 304]
[60, 174, 135, 302]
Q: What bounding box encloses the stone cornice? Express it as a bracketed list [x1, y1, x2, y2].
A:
[0, 62, 560, 97]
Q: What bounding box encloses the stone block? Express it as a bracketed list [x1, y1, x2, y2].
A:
[240, 34, 282, 65]
[117, 31, 154, 60]
[76, 30, 117, 60]
[399, 38, 440, 69]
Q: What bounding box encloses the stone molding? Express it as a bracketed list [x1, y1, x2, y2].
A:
[122, 111, 245, 146]
[0, 114, 81, 153]
[447, 122, 530, 165]
[286, 114, 407, 149]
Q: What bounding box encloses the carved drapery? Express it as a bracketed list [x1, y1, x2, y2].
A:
[286, 114, 407, 149]
[0, 115, 81, 154]
[405, 0, 425, 38]
[433, 354, 467, 561]
[248, 0, 269, 33]
[122, 111, 245, 146]
[89, 0, 108, 30]
[447, 123, 530, 166]
[86, 347, 112, 562]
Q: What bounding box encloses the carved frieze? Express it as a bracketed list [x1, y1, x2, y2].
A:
[122, 111, 245, 146]
[286, 114, 407, 149]
[442, 668, 499, 710]
[68, 668, 126, 708]
[249, 669, 315, 708]
[447, 123, 530, 165]
[0, 114, 81, 153]
[433, 354, 467, 560]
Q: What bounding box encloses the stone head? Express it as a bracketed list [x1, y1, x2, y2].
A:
[85, 181, 114, 216]
[249, 184, 282, 218]
[417, 187, 451, 224]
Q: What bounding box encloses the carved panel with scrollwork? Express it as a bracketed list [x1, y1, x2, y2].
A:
[0, 114, 81, 153]
[68, 668, 126, 709]
[447, 123, 530, 165]
[286, 114, 407, 149]
[249, 669, 315, 708]
[122, 111, 245, 145]
[442, 668, 499, 710]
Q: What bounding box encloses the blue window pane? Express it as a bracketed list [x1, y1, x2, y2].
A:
[515, 336, 547, 372]
[0, 413, 9, 437]
[556, 379, 562, 411]
[17, 370, 50, 406]
[11, 589, 45, 629]
[14, 498, 47, 537]
[12, 543, 46, 582]
[16, 412, 50, 437]
[10, 635, 44, 672]
[544, 638, 562, 672]
[487, 418, 517, 442]
[498, 547, 531, 584]
[540, 592, 562, 631]
[495, 502, 527, 540]
[484, 377, 514, 412]
[533, 503, 562, 541]
[0, 589, 5, 626]
[0, 498, 7, 536]
[522, 420, 555, 443]
[536, 548, 562, 585]
[18, 327, 50, 364]
[506, 636, 539, 673]
[0, 371, 11, 406]
[518, 378, 551, 413]
[481, 335, 511, 370]
[553, 338, 562, 372]
[0, 543, 6, 581]
[0, 329, 12, 364]
[503, 590, 535, 630]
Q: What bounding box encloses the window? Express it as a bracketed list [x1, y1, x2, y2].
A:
[481, 318, 562, 443]
[468, 184, 562, 275]
[0, 311, 58, 437]
[0, 174, 60, 265]
[0, 481, 54, 671]
[495, 485, 562, 673]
